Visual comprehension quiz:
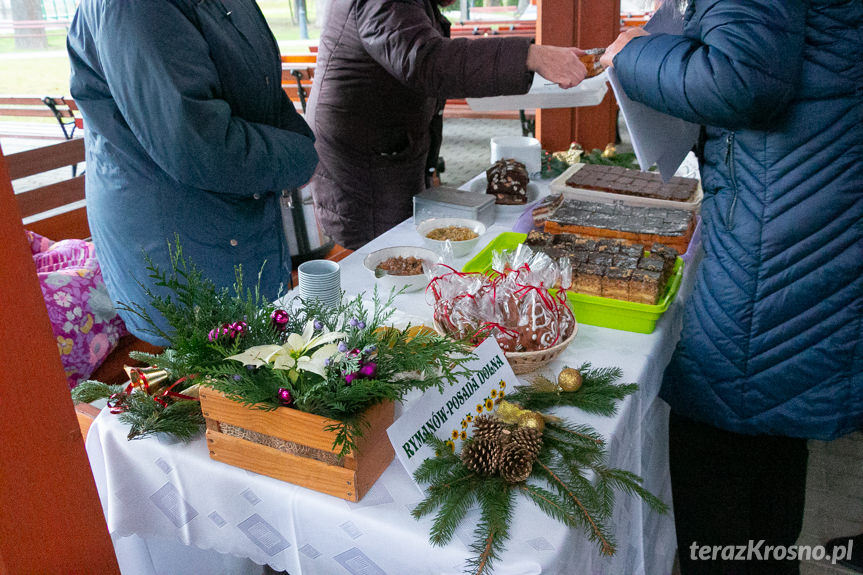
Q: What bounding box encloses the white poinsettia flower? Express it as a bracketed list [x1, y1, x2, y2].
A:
[226, 321, 346, 375]
[295, 342, 341, 377]
[225, 344, 284, 367]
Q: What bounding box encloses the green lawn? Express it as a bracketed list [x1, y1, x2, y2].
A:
[0, 0, 525, 95]
[0, 3, 319, 94]
[0, 56, 72, 95]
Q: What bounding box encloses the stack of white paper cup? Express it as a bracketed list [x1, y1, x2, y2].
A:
[297, 260, 341, 307]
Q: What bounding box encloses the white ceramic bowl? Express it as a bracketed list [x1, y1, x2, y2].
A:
[362, 246, 438, 293]
[416, 217, 487, 258]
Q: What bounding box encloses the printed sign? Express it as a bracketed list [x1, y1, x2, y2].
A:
[386, 338, 520, 483]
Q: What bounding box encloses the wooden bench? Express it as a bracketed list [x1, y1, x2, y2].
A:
[449, 20, 536, 39]
[5, 138, 161, 439]
[281, 54, 316, 114]
[0, 95, 82, 140]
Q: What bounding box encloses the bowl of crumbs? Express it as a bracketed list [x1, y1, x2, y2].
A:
[416, 217, 486, 258]
[363, 246, 438, 293]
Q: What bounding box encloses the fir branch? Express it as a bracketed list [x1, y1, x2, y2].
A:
[517, 484, 582, 528]
[71, 380, 125, 404]
[595, 466, 669, 515]
[535, 460, 616, 556]
[413, 440, 480, 522]
[428, 476, 479, 546]
[467, 479, 515, 575]
[507, 363, 637, 416]
[545, 420, 605, 446]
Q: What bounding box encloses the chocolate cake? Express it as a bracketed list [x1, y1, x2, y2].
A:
[524, 235, 680, 305]
[486, 159, 529, 205]
[566, 164, 699, 202]
[544, 197, 696, 254]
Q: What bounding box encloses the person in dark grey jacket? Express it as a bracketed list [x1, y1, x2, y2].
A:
[603, 0, 862, 572]
[67, 0, 318, 346]
[307, 0, 587, 250]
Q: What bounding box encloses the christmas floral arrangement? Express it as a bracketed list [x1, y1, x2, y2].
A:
[72, 244, 475, 455]
[540, 142, 642, 178]
[413, 364, 668, 575]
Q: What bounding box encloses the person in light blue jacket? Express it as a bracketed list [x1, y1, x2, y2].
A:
[603, 0, 862, 572]
[67, 0, 318, 346]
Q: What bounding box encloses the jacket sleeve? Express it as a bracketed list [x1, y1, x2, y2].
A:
[355, 0, 532, 99]
[613, 0, 806, 129]
[95, 0, 317, 195]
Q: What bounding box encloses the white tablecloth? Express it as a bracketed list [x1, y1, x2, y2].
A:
[86, 176, 698, 575]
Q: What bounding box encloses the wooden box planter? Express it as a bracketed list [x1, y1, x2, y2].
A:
[199, 387, 395, 502]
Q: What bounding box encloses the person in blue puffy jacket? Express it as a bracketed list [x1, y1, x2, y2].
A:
[603, 0, 862, 572]
[66, 0, 318, 346]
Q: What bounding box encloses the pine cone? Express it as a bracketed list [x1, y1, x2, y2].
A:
[472, 414, 504, 441]
[509, 426, 543, 458]
[499, 443, 535, 483]
[461, 437, 501, 476]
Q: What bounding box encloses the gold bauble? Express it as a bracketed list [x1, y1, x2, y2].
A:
[601, 143, 617, 159]
[558, 368, 583, 392]
[517, 411, 546, 433]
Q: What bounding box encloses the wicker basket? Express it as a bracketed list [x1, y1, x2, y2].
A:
[504, 322, 578, 374]
[434, 314, 578, 375]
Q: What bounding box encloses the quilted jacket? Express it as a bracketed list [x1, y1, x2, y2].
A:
[67, 0, 317, 345]
[307, 0, 533, 249]
[614, 0, 863, 439]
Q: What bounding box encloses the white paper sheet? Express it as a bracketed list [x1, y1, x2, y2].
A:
[609, 2, 700, 182]
[466, 71, 609, 112]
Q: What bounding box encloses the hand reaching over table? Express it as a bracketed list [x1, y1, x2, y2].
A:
[527, 45, 587, 89]
[600, 27, 650, 69]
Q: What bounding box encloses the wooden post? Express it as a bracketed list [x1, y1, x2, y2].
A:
[536, 0, 620, 152]
[0, 145, 119, 574]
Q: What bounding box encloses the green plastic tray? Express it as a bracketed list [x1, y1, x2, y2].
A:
[462, 232, 684, 334]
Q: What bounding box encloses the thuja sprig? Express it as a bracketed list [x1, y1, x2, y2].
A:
[118, 391, 205, 441]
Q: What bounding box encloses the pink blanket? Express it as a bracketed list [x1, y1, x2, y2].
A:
[27, 230, 127, 388]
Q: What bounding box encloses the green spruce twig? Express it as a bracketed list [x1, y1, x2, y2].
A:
[507, 363, 637, 416]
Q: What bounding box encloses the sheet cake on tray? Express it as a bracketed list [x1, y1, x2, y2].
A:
[543, 196, 696, 254]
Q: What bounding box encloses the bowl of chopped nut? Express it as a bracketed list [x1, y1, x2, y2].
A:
[363, 246, 438, 293]
[416, 217, 487, 258]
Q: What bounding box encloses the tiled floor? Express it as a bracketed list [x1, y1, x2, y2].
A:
[438, 117, 523, 187]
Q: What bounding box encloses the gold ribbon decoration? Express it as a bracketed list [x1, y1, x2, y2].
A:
[496, 400, 546, 433]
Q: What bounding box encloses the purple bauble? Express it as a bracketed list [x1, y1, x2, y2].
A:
[271, 309, 290, 331]
[359, 362, 377, 378]
[230, 321, 249, 338]
[344, 372, 358, 385]
[208, 328, 219, 342]
[277, 387, 293, 406]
